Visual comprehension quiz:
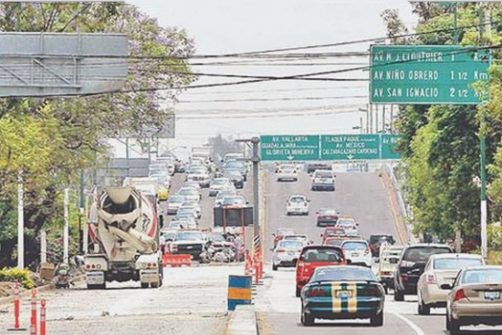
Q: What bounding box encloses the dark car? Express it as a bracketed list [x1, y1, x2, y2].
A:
[306, 162, 331, 174]
[316, 208, 340, 227]
[223, 160, 248, 181]
[223, 168, 244, 189]
[393, 243, 453, 301]
[369, 234, 396, 257]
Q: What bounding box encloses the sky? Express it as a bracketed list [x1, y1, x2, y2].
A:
[122, 0, 419, 152]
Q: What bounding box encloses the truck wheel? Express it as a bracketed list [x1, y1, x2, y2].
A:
[141, 283, 149, 289]
[99, 282, 106, 290]
[151, 281, 159, 288]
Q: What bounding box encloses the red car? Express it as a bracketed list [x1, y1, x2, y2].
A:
[273, 228, 296, 248]
[316, 208, 339, 227]
[321, 227, 346, 244]
[295, 245, 346, 297]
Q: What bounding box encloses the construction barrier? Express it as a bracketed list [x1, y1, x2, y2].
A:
[40, 299, 46, 335]
[244, 252, 253, 276]
[227, 275, 252, 311]
[30, 289, 37, 335]
[162, 254, 191, 267]
[8, 280, 26, 332]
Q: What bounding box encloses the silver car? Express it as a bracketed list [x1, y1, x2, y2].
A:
[272, 240, 305, 270]
[167, 195, 185, 215]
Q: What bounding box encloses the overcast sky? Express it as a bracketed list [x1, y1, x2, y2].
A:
[123, 0, 418, 150]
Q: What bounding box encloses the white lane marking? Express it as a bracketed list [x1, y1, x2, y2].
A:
[392, 312, 426, 335]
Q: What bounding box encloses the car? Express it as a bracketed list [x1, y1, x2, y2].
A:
[275, 163, 295, 173]
[321, 227, 346, 244]
[172, 216, 198, 228]
[286, 194, 310, 216]
[185, 166, 211, 187]
[167, 195, 186, 215]
[369, 234, 396, 257]
[377, 244, 404, 293]
[184, 181, 202, 192]
[316, 208, 340, 227]
[335, 217, 358, 234]
[221, 195, 246, 207]
[323, 237, 344, 248]
[393, 243, 453, 301]
[296, 245, 346, 297]
[166, 230, 206, 260]
[209, 178, 234, 196]
[149, 162, 170, 176]
[277, 165, 298, 182]
[340, 240, 372, 267]
[214, 189, 237, 207]
[443, 266, 502, 334]
[222, 169, 244, 189]
[417, 253, 485, 315]
[180, 201, 202, 219]
[149, 171, 171, 188]
[305, 162, 331, 174]
[178, 186, 201, 202]
[311, 170, 336, 191]
[153, 157, 176, 176]
[300, 265, 385, 327]
[272, 240, 306, 270]
[272, 228, 296, 248]
[223, 160, 248, 180]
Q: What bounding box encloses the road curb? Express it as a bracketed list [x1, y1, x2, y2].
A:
[225, 305, 257, 335]
[380, 170, 408, 244]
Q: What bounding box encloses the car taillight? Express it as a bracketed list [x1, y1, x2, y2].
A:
[454, 289, 466, 301]
[276, 249, 286, 253]
[380, 270, 392, 276]
[426, 274, 436, 284]
[307, 287, 326, 297]
[362, 286, 380, 297]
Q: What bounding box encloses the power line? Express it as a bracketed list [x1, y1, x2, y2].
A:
[181, 85, 368, 95]
[178, 95, 367, 103]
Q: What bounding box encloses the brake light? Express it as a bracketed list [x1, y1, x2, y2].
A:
[307, 287, 326, 297]
[362, 286, 380, 296]
[276, 249, 286, 253]
[454, 289, 466, 301]
[426, 274, 436, 284]
[380, 270, 391, 276]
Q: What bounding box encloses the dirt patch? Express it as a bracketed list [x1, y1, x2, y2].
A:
[0, 282, 14, 298]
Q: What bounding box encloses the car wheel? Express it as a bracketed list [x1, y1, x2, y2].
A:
[296, 287, 301, 298]
[383, 285, 388, 295]
[272, 264, 278, 271]
[394, 288, 404, 301]
[151, 281, 159, 288]
[448, 312, 461, 334]
[370, 311, 384, 327]
[418, 299, 430, 315]
[301, 305, 314, 326]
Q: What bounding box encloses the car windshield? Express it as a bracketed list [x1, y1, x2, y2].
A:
[289, 196, 305, 203]
[319, 209, 337, 216]
[169, 195, 185, 203]
[278, 241, 303, 250]
[310, 267, 376, 282]
[462, 269, 502, 284]
[179, 188, 197, 195]
[189, 167, 207, 174]
[284, 235, 307, 241]
[433, 257, 484, 270]
[342, 241, 367, 251]
[337, 219, 355, 227]
[301, 248, 343, 262]
[176, 232, 203, 241]
[403, 247, 452, 262]
[315, 171, 333, 178]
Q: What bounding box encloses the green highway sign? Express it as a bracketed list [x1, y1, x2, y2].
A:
[321, 135, 380, 160]
[260, 134, 401, 161]
[381, 134, 400, 160]
[260, 135, 320, 161]
[370, 45, 491, 105]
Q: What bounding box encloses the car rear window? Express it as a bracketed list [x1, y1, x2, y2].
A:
[342, 241, 368, 251]
[403, 246, 451, 262]
[337, 219, 355, 227]
[433, 258, 484, 270]
[290, 196, 305, 202]
[319, 209, 337, 216]
[316, 171, 333, 178]
[462, 269, 502, 284]
[278, 241, 304, 250]
[311, 267, 376, 282]
[300, 248, 343, 262]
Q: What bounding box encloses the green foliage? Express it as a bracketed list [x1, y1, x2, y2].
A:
[0, 268, 34, 289]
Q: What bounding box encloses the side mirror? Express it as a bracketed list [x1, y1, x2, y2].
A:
[440, 283, 453, 290]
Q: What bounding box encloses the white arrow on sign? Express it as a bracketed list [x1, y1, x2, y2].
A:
[287, 155, 295, 160]
[347, 154, 354, 160]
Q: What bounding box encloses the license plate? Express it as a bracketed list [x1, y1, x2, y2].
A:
[484, 291, 500, 300]
[86, 271, 104, 285]
[336, 290, 352, 298]
[351, 253, 359, 257]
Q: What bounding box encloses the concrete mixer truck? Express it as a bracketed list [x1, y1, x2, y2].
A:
[84, 187, 162, 289]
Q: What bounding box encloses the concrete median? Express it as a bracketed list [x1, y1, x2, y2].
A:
[225, 305, 257, 335]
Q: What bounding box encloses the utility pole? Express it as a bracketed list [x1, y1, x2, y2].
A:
[63, 188, 69, 264]
[390, 105, 394, 134]
[235, 137, 261, 249]
[382, 105, 386, 133]
[40, 229, 47, 263]
[17, 172, 24, 270]
[79, 170, 85, 253]
[369, 104, 373, 133]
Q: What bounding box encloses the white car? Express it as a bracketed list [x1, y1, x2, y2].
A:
[167, 195, 186, 215]
[185, 166, 211, 188]
[340, 240, 371, 267]
[180, 201, 202, 219]
[277, 166, 298, 182]
[178, 187, 201, 202]
[286, 194, 310, 215]
[214, 189, 237, 207]
[311, 169, 336, 191]
[272, 240, 306, 271]
[417, 253, 485, 315]
[209, 178, 233, 196]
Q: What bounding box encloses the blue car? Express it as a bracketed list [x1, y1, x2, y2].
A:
[300, 265, 385, 326]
